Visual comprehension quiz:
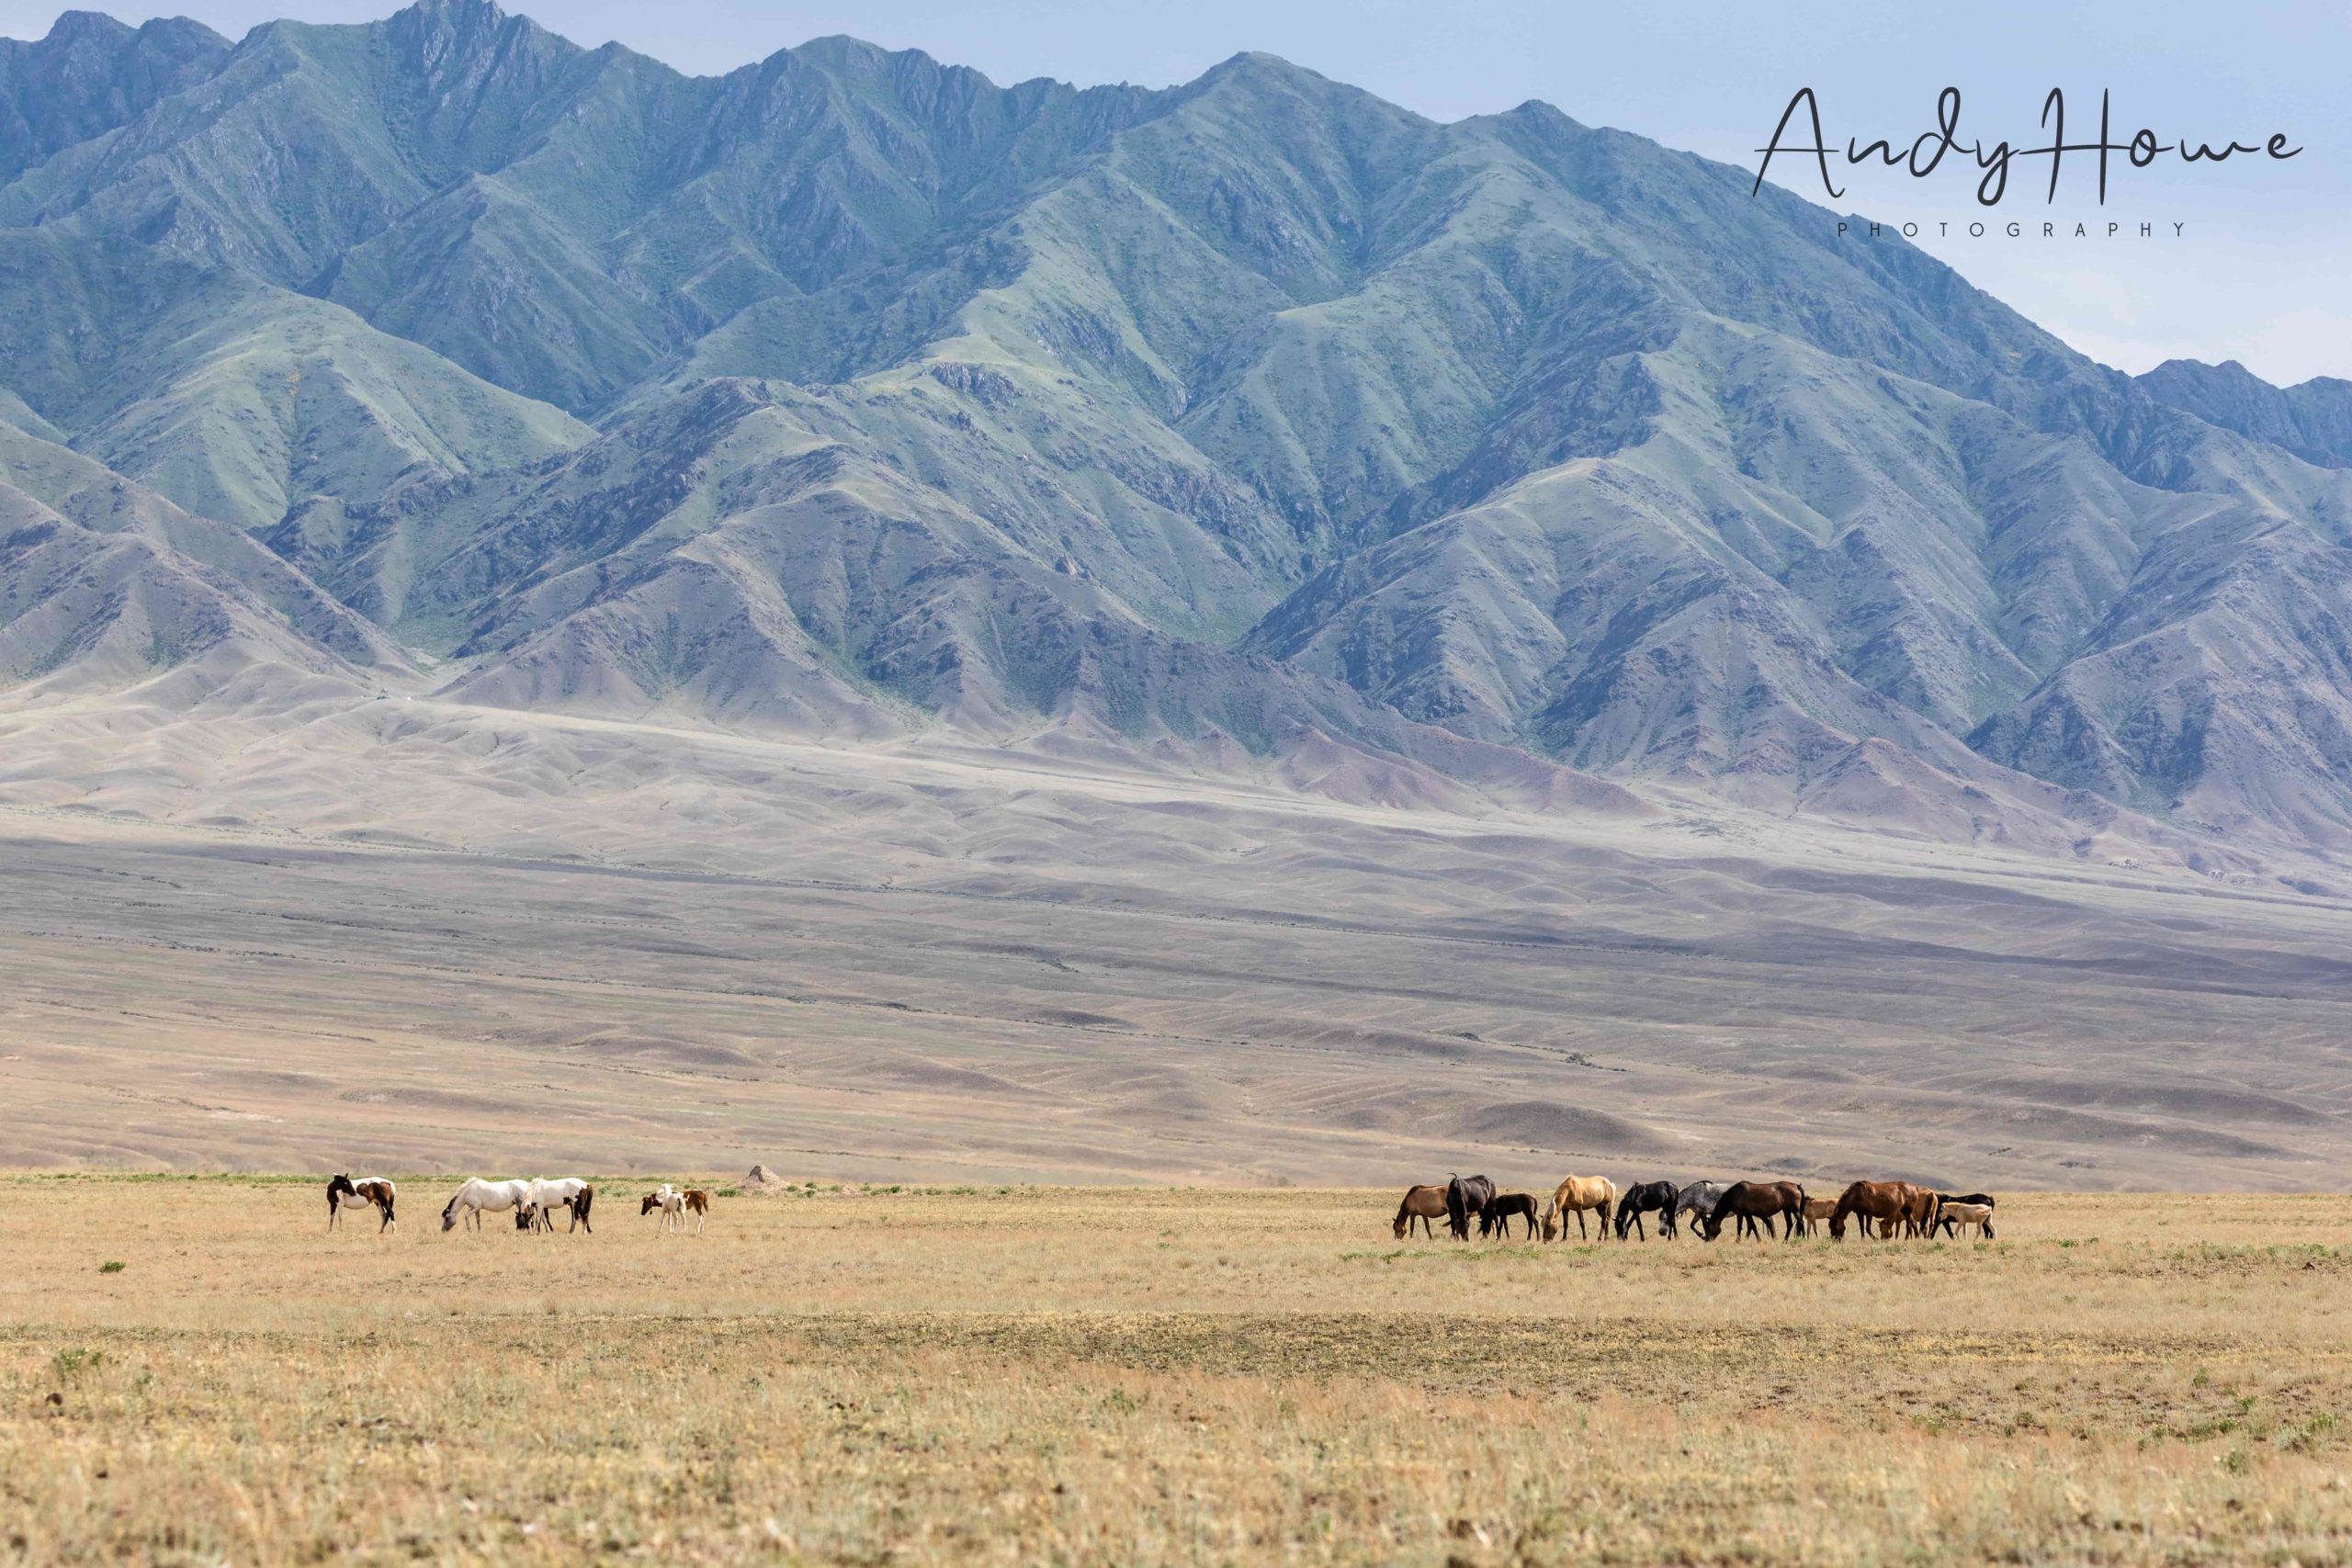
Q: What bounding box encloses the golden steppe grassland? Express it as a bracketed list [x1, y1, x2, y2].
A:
[6, 1179, 2352, 1564]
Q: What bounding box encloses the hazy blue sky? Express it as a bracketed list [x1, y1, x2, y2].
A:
[6, 0, 2344, 384]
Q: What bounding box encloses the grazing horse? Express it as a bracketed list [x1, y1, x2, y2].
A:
[522, 1178, 594, 1234]
[1479, 1192, 1542, 1240]
[441, 1178, 533, 1233]
[1935, 1193, 1996, 1238]
[1798, 1194, 1838, 1236]
[326, 1174, 397, 1233]
[1540, 1175, 1617, 1242]
[1827, 1179, 1915, 1241]
[1702, 1180, 1806, 1241]
[1614, 1180, 1679, 1240]
[1673, 1181, 1730, 1237]
[1393, 1183, 1448, 1240]
[1444, 1174, 1494, 1241]
[643, 1184, 685, 1234]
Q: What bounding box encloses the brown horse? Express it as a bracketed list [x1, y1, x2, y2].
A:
[1702, 1180, 1806, 1241]
[1393, 1183, 1448, 1240]
[1828, 1180, 1916, 1240]
[1798, 1194, 1838, 1236]
[1540, 1175, 1617, 1242]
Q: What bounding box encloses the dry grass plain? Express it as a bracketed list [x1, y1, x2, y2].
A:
[7, 1179, 2352, 1564]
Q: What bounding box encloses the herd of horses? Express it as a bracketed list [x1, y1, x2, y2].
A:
[1393, 1175, 1996, 1243]
[322, 1175, 715, 1235]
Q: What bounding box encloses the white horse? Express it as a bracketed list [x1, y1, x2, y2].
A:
[641, 1183, 684, 1234]
[521, 1178, 594, 1234]
[441, 1178, 534, 1233]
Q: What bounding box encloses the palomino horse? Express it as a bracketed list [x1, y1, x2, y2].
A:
[522, 1178, 594, 1233]
[1672, 1181, 1729, 1237]
[1479, 1192, 1542, 1240]
[1444, 1174, 1494, 1241]
[1935, 1193, 1996, 1238]
[1540, 1175, 1616, 1241]
[441, 1178, 534, 1233]
[1393, 1183, 1448, 1240]
[327, 1174, 397, 1233]
[1827, 1180, 1916, 1241]
[1614, 1179, 1679, 1240]
[1936, 1201, 1995, 1238]
[1702, 1180, 1806, 1241]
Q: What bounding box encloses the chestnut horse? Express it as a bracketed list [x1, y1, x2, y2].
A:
[1828, 1180, 1916, 1240]
[1540, 1175, 1617, 1242]
[1393, 1183, 1448, 1240]
[1798, 1194, 1838, 1236]
[1702, 1180, 1806, 1241]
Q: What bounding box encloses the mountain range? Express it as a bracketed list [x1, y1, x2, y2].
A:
[6, 0, 2352, 861]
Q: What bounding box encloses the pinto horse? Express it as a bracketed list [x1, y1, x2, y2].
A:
[1393, 1183, 1448, 1240]
[441, 1177, 534, 1233]
[327, 1174, 397, 1233]
[1444, 1174, 1494, 1241]
[522, 1178, 594, 1233]
[643, 1185, 685, 1234]
[1702, 1180, 1806, 1241]
[1540, 1175, 1617, 1242]
[1614, 1179, 1679, 1240]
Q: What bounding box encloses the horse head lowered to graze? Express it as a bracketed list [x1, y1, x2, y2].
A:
[1827, 1180, 1918, 1241]
[1702, 1180, 1806, 1241]
[1393, 1183, 1449, 1240]
[1443, 1174, 1494, 1241]
[1479, 1192, 1542, 1241]
[1540, 1175, 1617, 1242]
[327, 1175, 397, 1234]
[1672, 1181, 1730, 1238]
[441, 1178, 534, 1233]
[1614, 1179, 1679, 1240]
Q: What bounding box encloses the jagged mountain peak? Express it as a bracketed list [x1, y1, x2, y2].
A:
[3, 6, 2351, 854]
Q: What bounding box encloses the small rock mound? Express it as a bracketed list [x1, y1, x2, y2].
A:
[741, 1163, 784, 1195]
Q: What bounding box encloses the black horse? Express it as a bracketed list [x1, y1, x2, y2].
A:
[1444, 1173, 1494, 1241]
[1479, 1191, 1541, 1240]
[1613, 1179, 1679, 1240]
[1934, 1191, 1997, 1237]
